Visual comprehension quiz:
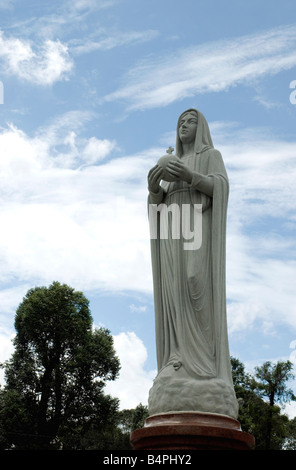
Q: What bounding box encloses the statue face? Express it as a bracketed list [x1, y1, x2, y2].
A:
[178, 112, 198, 144]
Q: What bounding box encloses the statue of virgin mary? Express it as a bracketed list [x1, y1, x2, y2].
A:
[147, 109, 238, 419]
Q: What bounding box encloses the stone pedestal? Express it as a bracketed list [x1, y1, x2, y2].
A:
[130, 412, 255, 451]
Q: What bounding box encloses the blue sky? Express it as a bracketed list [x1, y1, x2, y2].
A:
[0, 0, 296, 416]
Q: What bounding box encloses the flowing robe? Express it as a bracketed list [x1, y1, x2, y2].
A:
[148, 110, 238, 418]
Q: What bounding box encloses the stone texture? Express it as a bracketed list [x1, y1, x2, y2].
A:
[157, 153, 181, 182]
[148, 369, 238, 418]
[130, 412, 255, 451]
[148, 109, 237, 419]
[144, 109, 255, 450]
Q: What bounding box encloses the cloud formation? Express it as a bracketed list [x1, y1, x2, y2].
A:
[105, 332, 156, 409]
[0, 114, 295, 341]
[104, 25, 296, 110]
[0, 31, 73, 85]
[214, 125, 296, 335]
[70, 29, 159, 55]
[0, 115, 154, 301]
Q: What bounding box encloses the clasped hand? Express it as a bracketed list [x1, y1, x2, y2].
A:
[148, 161, 193, 192]
[166, 160, 193, 184]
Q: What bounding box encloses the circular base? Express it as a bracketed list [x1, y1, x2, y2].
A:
[130, 412, 255, 450]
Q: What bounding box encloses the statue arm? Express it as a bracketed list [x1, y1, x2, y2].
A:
[149, 187, 165, 204]
[148, 165, 165, 203]
[189, 150, 228, 197]
[166, 160, 214, 196]
[189, 172, 214, 197]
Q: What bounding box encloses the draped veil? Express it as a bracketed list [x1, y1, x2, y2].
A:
[148, 109, 238, 418]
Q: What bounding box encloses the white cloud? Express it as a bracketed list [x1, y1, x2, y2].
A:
[0, 111, 116, 174]
[129, 304, 147, 313]
[0, 327, 15, 386]
[214, 127, 296, 336]
[105, 332, 156, 409]
[283, 401, 296, 420]
[3, 1, 126, 47]
[81, 137, 117, 165]
[0, 285, 30, 318]
[0, 117, 154, 295]
[0, 116, 296, 342]
[104, 25, 296, 110]
[0, 31, 73, 85]
[68, 0, 120, 12]
[71, 30, 159, 55]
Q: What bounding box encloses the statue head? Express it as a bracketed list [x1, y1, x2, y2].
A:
[178, 110, 198, 145]
[176, 108, 213, 156]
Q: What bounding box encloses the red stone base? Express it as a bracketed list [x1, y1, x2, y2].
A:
[130, 412, 255, 450]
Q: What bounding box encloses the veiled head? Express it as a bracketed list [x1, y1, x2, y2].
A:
[176, 108, 213, 156]
[178, 110, 198, 145]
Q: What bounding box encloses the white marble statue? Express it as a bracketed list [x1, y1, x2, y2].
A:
[147, 108, 238, 419]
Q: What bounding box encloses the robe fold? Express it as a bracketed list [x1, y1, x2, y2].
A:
[148, 109, 238, 418]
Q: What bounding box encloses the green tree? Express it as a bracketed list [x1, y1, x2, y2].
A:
[231, 356, 266, 440]
[115, 403, 149, 449]
[231, 357, 296, 450]
[254, 360, 296, 450]
[1, 281, 120, 449]
[284, 416, 296, 450]
[254, 361, 296, 408]
[0, 387, 10, 450]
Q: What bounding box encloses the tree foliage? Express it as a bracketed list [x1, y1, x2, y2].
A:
[0, 281, 120, 449]
[254, 360, 296, 406]
[1, 283, 296, 450]
[253, 360, 295, 449]
[231, 357, 296, 450]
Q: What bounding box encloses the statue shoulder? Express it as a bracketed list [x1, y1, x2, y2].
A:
[208, 148, 226, 166]
[206, 148, 228, 176]
[208, 148, 223, 160]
